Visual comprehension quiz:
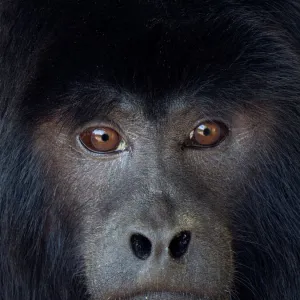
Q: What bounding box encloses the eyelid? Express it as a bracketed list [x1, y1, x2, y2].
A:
[76, 134, 128, 157]
[189, 118, 231, 133]
[73, 117, 119, 133]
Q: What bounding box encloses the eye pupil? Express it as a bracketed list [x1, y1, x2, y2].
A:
[203, 128, 211, 136]
[102, 133, 109, 142]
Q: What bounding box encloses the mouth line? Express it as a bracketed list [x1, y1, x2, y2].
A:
[110, 291, 212, 300]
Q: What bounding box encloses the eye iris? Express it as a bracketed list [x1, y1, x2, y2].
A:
[193, 122, 226, 146]
[80, 127, 121, 153]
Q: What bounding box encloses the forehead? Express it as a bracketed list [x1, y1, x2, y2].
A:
[45, 3, 248, 87]
[24, 1, 292, 120]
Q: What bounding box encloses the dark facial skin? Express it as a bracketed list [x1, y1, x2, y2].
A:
[33, 92, 268, 300]
[2, 1, 300, 300]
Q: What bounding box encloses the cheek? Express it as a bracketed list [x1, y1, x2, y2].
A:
[186, 110, 273, 186]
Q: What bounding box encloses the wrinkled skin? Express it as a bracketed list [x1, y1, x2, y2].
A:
[1, 1, 300, 300]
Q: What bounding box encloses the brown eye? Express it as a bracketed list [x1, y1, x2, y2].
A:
[79, 127, 122, 153]
[190, 121, 228, 147]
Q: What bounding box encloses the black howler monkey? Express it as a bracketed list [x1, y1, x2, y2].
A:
[1, 1, 300, 299]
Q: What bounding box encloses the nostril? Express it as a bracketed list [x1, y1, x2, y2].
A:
[169, 231, 191, 259]
[130, 233, 152, 260]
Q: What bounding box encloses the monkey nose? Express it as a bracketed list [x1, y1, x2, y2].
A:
[130, 231, 191, 260]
